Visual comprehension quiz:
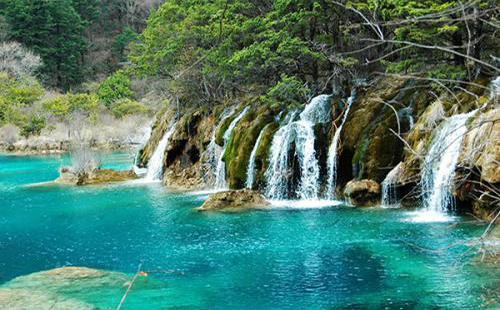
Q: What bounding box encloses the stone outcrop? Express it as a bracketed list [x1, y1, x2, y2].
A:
[53, 168, 137, 186]
[223, 103, 281, 188]
[334, 77, 433, 187]
[140, 75, 498, 218]
[195, 189, 270, 212]
[455, 107, 500, 220]
[460, 108, 500, 183]
[343, 179, 381, 206]
[0, 267, 130, 310]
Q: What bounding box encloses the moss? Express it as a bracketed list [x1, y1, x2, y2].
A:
[215, 108, 241, 146]
[254, 121, 279, 188]
[225, 105, 276, 189]
[347, 78, 416, 182]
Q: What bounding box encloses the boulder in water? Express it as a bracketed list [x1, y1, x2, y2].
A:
[54, 168, 137, 186]
[344, 179, 381, 206]
[196, 189, 270, 212]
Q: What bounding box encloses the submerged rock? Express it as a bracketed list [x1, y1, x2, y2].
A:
[0, 288, 97, 310]
[344, 179, 381, 206]
[195, 189, 270, 212]
[0, 267, 130, 310]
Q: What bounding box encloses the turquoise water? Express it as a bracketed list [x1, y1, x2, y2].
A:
[0, 153, 497, 309]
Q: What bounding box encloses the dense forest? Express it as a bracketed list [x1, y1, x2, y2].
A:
[0, 1, 498, 119]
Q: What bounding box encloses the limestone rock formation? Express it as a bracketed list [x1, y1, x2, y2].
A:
[343, 179, 381, 206]
[195, 189, 270, 212]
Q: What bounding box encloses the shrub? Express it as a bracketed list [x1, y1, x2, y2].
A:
[110, 98, 148, 118]
[97, 71, 134, 107]
[266, 74, 310, 105]
[20, 115, 45, 137]
[42, 93, 99, 118]
[0, 74, 44, 106]
[42, 95, 71, 117]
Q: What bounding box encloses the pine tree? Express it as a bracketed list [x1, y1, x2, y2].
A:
[3, 0, 86, 89]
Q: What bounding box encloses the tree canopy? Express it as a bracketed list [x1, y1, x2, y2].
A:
[129, 0, 498, 107]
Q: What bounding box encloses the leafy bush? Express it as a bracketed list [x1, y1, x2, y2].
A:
[20, 115, 45, 137]
[266, 75, 311, 105]
[97, 71, 134, 107]
[0, 74, 44, 127]
[0, 74, 44, 105]
[42, 93, 99, 118]
[110, 98, 148, 118]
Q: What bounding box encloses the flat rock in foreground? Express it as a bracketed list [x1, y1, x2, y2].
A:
[196, 189, 270, 212]
[0, 267, 129, 310]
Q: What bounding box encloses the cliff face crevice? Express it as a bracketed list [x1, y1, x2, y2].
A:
[140, 75, 499, 218]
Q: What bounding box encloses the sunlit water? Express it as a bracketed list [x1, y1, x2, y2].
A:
[0, 153, 497, 309]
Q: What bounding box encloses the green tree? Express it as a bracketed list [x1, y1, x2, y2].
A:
[97, 71, 134, 107]
[112, 26, 139, 62]
[2, 0, 87, 89]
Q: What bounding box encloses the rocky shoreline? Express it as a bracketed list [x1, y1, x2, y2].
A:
[136, 76, 499, 219]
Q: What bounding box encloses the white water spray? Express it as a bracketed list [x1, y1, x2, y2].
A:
[215, 106, 250, 189]
[381, 162, 402, 207]
[419, 110, 476, 217]
[265, 95, 331, 200]
[325, 90, 356, 199]
[144, 122, 177, 181]
[245, 124, 269, 189]
[133, 123, 153, 176]
[201, 108, 235, 185]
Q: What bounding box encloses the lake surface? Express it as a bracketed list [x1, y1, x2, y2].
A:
[0, 153, 497, 309]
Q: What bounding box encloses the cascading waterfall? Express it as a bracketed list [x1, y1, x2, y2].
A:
[325, 90, 356, 199]
[381, 162, 402, 207]
[420, 110, 476, 215]
[215, 106, 250, 189]
[264, 111, 299, 199]
[144, 122, 178, 181]
[265, 95, 331, 200]
[133, 124, 153, 176]
[201, 108, 235, 185]
[245, 124, 269, 189]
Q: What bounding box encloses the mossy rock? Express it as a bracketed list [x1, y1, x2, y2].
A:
[139, 106, 175, 167]
[225, 104, 277, 189]
[254, 121, 280, 189]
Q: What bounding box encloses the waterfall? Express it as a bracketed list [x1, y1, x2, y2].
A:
[265, 95, 331, 200]
[144, 122, 177, 181]
[215, 106, 250, 189]
[420, 110, 476, 214]
[325, 90, 356, 199]
[133, 124, 153, 176]
[381, 162, 402, 207]
[201, 108, 235, 185]
[245, 124, 268, 189]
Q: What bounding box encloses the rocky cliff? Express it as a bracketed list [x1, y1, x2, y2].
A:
[139, 75, 499, 219]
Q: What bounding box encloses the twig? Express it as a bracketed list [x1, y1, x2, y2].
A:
[117, 263, 144, 310]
